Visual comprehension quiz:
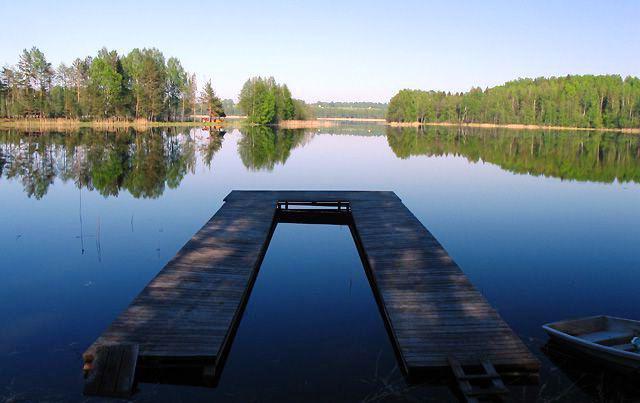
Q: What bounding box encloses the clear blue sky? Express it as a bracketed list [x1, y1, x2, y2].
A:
[2, 0, 638, 102]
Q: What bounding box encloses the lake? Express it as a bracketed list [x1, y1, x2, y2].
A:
[1, 124, 639, 402]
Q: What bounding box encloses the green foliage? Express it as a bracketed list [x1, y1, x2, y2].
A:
[237, 125, 307, 169]
[2, 126, 637, 200]
[386, 126, 640, 183]
[237, 76, 304, 124]
[0, 46, 221, 121]
[222, 99, 242, 115]
[0, 75, 8, 118]
[88, 48, 129, 118]
[0, 47, 56, 117]
[18, 47, 54, 116]
[387, 75, 640, 129]
[166, 57, 188, 120]
[121, 48, 166, 120]
[0, 128, 205, 198]
[292, 99, 314, 120]
[200, 80, 225, 117]
[278, 85, 295, 120]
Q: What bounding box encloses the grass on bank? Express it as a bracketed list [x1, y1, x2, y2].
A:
[0, 118, 240, 131]
[1, 117, 638, 134]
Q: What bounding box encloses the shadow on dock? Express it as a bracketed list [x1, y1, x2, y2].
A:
[82, 191, 539, 397]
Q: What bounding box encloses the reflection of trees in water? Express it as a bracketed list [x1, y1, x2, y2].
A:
[237, 126, 312, 170]
[199, 128, 225, 167]
[386, 127, 640, 183]
[4, 125, 635, 199]
[0, 127, 221, 199]
[1, 133, 59, 199]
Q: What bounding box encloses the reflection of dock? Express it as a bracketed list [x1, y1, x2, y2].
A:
[83, 191, 539, 397]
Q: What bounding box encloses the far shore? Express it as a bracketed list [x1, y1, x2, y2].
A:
[285, 118, 640, 133]
[0, 118, 226, 131]
[387, 120, 640, 134]
[1, 117, 638, 134]
[317, 117, 386, 122]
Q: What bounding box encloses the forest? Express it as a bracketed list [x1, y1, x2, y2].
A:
[222, 100, 387, 120]
[0, 47, 225, 121]
[386, 75, 640, 129]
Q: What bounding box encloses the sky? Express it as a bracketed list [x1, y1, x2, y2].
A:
[1, 0, 639, 102]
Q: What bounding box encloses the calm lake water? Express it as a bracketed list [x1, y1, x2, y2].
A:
[1, 124, 639, 402]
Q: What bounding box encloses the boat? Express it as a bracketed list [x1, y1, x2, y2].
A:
[542, 315, 640, 371]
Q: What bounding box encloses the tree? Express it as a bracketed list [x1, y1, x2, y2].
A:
[1, 67, 21, 117]
[292, 99, 313, 120]
[87, 48, 129, 118]
[70, 57, 91, 117]
[0, 70, 8, 118]
[52, 63, 78, 117]
[238, 77, 275, 124]
[122, 48, 166, 120]
[1, 46, 201, 121]
[139, 48, 166, 120]
[185, 73, 198, 119]
[17, 47, 53, 117]
[166, 57, 187, 121]
[278, 84, 295, 120]
[238, 76, 304, 124]
[122, 48, 144, 118]
[200, 80, 225, 117]
[386, 75, 640, 129]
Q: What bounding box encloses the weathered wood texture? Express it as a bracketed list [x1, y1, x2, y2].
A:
[84, 344, 139, 398]
[84, 194, 277, 371]
[85, 190, 538, 384]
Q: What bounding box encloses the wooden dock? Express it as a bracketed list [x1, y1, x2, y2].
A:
[83, 191, 539, 396]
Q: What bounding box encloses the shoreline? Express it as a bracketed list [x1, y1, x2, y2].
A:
[275, 119, 338, 129]
[317, 117, 386, 122]
[1, 117, 638, 134]
[387, 120, 640, 134]
[0, 118, 232, 131]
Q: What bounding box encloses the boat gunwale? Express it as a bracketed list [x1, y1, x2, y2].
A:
[542, 315, 640, 361]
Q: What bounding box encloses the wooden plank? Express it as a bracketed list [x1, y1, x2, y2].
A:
[84, 190, 538, 395]
[84, 344, 139, 398]
[85, 194, 277, 372]
[344, 192, 539, 374]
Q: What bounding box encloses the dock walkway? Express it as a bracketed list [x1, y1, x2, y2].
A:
[84, 191, 538, 394]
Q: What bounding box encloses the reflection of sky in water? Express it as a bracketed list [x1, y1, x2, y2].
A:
[0, 127, 639, 401]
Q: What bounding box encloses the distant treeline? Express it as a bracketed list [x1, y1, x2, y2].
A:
[222, 99, 242, 116]
[310, 102, 387, 119]
[222, 100, 388, 120]
[387, 75, 640, 129]
[0, 47, 224, 121]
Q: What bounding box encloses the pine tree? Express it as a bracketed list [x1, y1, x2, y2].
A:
[200, 80, 225, 118]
